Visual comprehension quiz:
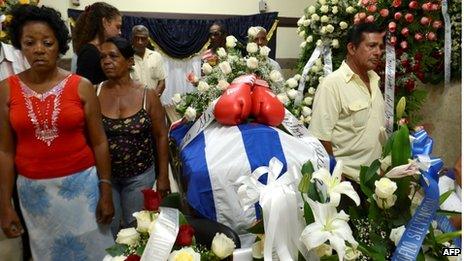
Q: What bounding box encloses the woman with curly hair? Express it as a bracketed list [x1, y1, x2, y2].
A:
[0, 5, 114, 260]
[73, 2, 121, 84]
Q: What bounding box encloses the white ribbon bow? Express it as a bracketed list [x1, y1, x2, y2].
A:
[236, 157, 308, 261]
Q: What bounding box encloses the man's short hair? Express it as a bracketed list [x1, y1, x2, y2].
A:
[131, 25, 149, 37]
[346, 23, 385, 47]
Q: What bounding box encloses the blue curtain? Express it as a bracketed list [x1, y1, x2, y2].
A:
[68, 9, 278, 59]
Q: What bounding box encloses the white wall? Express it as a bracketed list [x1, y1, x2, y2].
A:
[40, 0, 312, 59]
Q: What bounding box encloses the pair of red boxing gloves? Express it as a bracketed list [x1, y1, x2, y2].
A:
[214, 75, 285, 126]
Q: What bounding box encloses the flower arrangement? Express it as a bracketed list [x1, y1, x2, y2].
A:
[173, 34, 292, 122]
[0, 0, 39, 43]
[104, 189, 236, 261]
[449, 0, 461, 77]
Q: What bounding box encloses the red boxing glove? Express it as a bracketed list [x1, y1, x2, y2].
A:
[214, 76, 255, 125]
[250, 79, 285, 126]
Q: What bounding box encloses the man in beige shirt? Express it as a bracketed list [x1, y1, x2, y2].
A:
[309, 23, 386, 182]
[130, 25, 166, 96]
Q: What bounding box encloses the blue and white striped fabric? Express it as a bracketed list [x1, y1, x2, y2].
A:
[170, 122, 329, 241]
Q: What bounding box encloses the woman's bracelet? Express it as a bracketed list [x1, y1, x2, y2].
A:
[99, 179, 112, 186]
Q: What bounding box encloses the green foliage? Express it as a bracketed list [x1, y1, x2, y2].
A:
[160, 192, 181, 209]
[391, 125, 411, 167]
[106, 244, 129, 257]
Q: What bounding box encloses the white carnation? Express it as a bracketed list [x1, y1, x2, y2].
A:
[246, 57, 259, 69]
[326, 24, 335, 33]
[218, 61, 232, 75]
[304, 96, 313, 105]
[216, 47, 227, 58]
[316, 39, 323, 46]
[302, 106, 312, 116]
[172, 93, 182, 104]
[286, 89, 299, 100]
[332, 39, 340, 48]
[303, 19, 311, 27]
[298, 30, 306, 38]
[246, 42, 259, 53]
[293, 74, 302, 81]
[270, 70, 283, 82]
[307, 87, 316, 95]
[184, 107, 197, 121]
[311, 13, 320, 21]
[259, 46, 271, 57]
[320, 5, 329, 13]
[197, 81, 210, 92]
[277, 93, 290, 105]
[332, 0, 339, 4]
[320, 26, 327, 35]
[225, 35, 237, 48]
[247, 26, 260, 39]
[286, 78, 298, 88]
[346, 6, 356, 14]
[297, 16, 305, 26]
[201, 63, 213, 75]
[320, 15, 329, 23]
[307, 6, 316, 14]
[339, 21, 348, 30]
[217, 79, 230, 91]
[300, 41, 307, 48]
[306, 35, 313, 43]
[319, 0, 326, 4]
[332, 6, 338, 14]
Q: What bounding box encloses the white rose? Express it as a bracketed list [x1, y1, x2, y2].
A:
[293, 74, 302, 81]
[132, 210, 153, 233]
[307, 87, 316, 95]
[307, 6, 316, 14]
[270, 70, 283, 82]
[346, 6, 356, 14]
[252, 239, 264, 259]
[332, 39, 340, 48]
[306, 35, 313, 43]
[320, 26, 327, 35]
[300, 41, 307, 49]
[216, 47, 227, 58]
[302, 106, 312, 116]
[226, 35, 237, 48]
[315, 243, 332, 257]
[326, 24, 335, 33]
[115, 227, 140, 246]
[277, 93, 290, 105]
[374, 194, 397, 209]
[320, 5, 329, 13]
[374, 177, 397, 198]
[197, 81, 210, 92]
[172, 93, 182, 104]
[246, 57, 259, 69]
[247, 26, 260, 39]
[286, 78, 298, 88]
[286, 89, 299, 100]
[246, 42, 259, 53]
[321, 15, 329, 23]
[168, 247, 201, 261]
[217, 79, 230, 91]
[319, 0, 326, 4]
[219, 61, 232, 75]
[344, 246, 361, 261]
[339, 21, 348, 30]
[303, 19, 311, 27]
[211, 233, 236, 259]
[111, 256, 127, 261]
[316, 39, 323, 46]
[332, 6, 338, 14]
[297, 16, 305, 26]
[311, 13, 320, 21]
[298, 30, 306, 38]
[184, 107, 197, 121]
[389, 226, 406, 246]
[304, 96, 313, 105]
[259, 46, 271, 57]
[201, 62, 213, 75]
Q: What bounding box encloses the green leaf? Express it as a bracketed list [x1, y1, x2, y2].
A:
[359, 166, 374, 197]
[439, 190, 455, 206]
[247, 219, 265, 234]
[298, 171, 312, 193]
[435, 210, 462, 216]
[368, 195, 381, 220]
[435, 230, 462, 244]
[303, 200, 315, 224]
[320, 255, 339, 261]
[105, 244, 128, 257]
[417, 249, 426, 261]
[365, 160, 381, 185]
[391, 125, 411, 167]
[136, 245, 145, 256]
[160, 192, 181, 209]
[301, 160, 315, 176]
[178, 212, 188, 225]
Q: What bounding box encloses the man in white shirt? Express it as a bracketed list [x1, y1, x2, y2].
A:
[130, 25, 166, 96]
[0, 42, 29, 261]
[309, 23, 386, 182]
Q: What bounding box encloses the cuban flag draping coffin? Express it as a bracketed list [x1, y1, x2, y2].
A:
[170, 121, 329, 242]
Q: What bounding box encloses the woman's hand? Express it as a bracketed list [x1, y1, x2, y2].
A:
[156, 175, 171, 198]
[96, 185, 114, 224]
[0, 205, 24, 238]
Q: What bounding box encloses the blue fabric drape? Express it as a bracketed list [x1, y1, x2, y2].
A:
[68, 10, 278, 59]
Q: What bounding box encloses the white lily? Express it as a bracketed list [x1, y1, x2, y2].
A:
[310, 160, 360, 207]
[300, 196, 358, 261]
